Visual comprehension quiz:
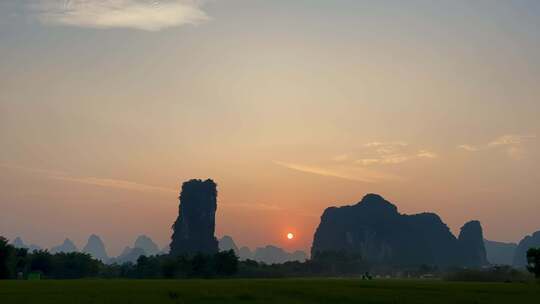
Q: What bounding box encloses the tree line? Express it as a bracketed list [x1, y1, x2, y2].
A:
[0, 236, 238, 279]
[1, 236, 539, 280]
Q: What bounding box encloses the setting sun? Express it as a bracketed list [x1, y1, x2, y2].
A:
[287, 233, 294, 240]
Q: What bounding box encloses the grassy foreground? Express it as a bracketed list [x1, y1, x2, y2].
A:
[0, 279, 539, 304]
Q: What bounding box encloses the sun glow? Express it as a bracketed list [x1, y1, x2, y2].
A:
[287, 232, 294, 240]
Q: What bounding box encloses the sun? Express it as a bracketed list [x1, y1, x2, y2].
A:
[287, 232, 294, 240]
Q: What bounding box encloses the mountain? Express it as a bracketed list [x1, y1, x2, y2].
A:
[109, 235, 160, 264]
[170, 179, 219, 255]
[513, 230, 540, 268]
[311, 194, 488, 267]
[11, 237, 41, 252]
[253, 246, 308, 264]
[458, 221, 488, 267]
[484, 239, 517, 265]
[110, 247, 146, 264]
[11, 237, 27, 249]
[254, 245, 290, 264]
[219, 236, 239, 254]
[160, 245, 170, 255]
[290, 250, 308, 262]
[218, 235, 307, 263]
[82, 234, 109, 262]
[134, 235, 159, 256]
[50, 239, 78, 254]
[238, 246, 253, 260]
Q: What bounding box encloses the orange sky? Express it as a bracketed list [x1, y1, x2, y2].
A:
[1, 0, 539, 255]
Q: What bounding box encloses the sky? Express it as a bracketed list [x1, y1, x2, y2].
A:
[1, 0, 539, 256]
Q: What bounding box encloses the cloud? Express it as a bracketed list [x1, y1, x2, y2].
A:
[457, 144, 479, 152]
[458, 134, 535, 159]
[488, 135, 536, 147]
[30, 0, 209, 31]
[51, 175, 177, 194]
[364, 141, 408, 155]
[416, 150, 438, 159]
[364, 142, 408, 148]
[1, 163, 176, 194]
[273, 161, 401, 183]
[352, 142, 437, 167]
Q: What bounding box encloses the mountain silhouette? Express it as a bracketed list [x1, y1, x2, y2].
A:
[218, 236, 239, 254]
[513, 230, 540, 268]
[170, 179, 219, 255]
[458, 221, 488, 266]
[253, 245, 308, 264]
[50, 238, 78, 254]
[82, 234, 109, 262]
[110, 247, 147, 264]
[218, 236, 307, 263]
[484, 239, 517, 265]
[311, 194, 488, 267]
[238, 246, 253, 260]
[134, 235, 160, 256]
[11, 237, 41, 252]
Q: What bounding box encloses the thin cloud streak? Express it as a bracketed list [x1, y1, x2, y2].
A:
[31, 0, 210, 31]
[2, 163, 297, 212]
[352, 141, 438, 167]
[488, 135, 536, 147]
[51, 175, 177, 194]
[458, 134, 536, 159]
[273, 161, 401, 183]
[1, 163, 176, 194]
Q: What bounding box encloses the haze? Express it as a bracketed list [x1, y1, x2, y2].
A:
[1, 0, 539, 255]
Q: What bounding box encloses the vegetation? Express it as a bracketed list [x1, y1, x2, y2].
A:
[0, 237, 239, 279]
[444, 265, 532, 282]
[0, 279, 539, 303]
[0, 236, 537, 283]
[527, 248, 540, 278]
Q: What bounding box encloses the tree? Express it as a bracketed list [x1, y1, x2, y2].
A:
[526, 248, 540, 278]
[30, 250, 53, 276]
[190, 253, 212, 277]
[51, 252, 100, 279]
[214, 250, 238, 276]
[11, 248, 28, 278]
[0, 237, 15, 279]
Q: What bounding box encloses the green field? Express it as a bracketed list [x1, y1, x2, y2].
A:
[0, 279, 538, 303]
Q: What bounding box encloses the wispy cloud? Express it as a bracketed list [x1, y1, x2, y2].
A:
[52, 175, 177, 194]
[1, 163, 176, 194]
[273, 161, 402, 183]
[458, 134, 536, 160]
[351, 142, 437, 167]
[364, 141, 408, 155]
[416, 150, 438, 159]
[488, 135, 536, 147]
[457, 144, 479, 152]
[29, 0, 210, 31]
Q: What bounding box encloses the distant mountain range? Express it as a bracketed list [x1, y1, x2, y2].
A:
[513, 230, 540, 268]
[109, 235, 162, 264]
[483, 231, 540, 268]
[50, 239, 78, 254]
[8, 225, 539, 268]
[218, 235, 308, 264]
[82, 234, 109, 262]
[10, 237, 41, 252]
[11, 234, 164, 264]
[483, 239, 517, 265]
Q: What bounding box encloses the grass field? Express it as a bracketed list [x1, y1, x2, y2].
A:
[0, 279, 539, 303]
